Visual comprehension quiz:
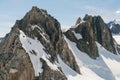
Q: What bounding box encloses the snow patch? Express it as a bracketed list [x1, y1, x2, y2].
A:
[31, 25, 41, 30]
[31, 25, 49, 42]
[72, 31, 82, 40]
[19, 30, 58, 76]
[42, 55, 58, 71]
[9, 69, 18, 74]
[113, 35, 120, 45]
[86, 41, 89, 44]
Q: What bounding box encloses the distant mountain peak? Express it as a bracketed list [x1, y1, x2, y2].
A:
[113, 19, 120, 24]
[107, 19, 120, 34]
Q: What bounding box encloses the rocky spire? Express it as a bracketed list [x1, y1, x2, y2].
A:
[75, 17, 81, 25]
[65, 15, 117, 59]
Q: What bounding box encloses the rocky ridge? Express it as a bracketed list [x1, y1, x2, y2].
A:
[0, 6, 80, 80]
[65, 14, 117, 59]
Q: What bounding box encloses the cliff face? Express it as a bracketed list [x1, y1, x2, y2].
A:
[0, 7, 80, 80]
[0, 27, 35, 80]
[65, 14, 116, 59]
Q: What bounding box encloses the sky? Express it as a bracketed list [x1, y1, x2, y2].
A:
[0, 0, 120, 37]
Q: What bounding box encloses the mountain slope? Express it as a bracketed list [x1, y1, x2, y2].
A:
[65, 15, 117, 59]
[0, 6, 80, 80]
[64, 15, 120, 80]
[0, 7, 120, 80]
[65, 36, 120, 80]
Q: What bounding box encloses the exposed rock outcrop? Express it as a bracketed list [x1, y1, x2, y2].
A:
[0, 27, 34, 80]
[75, 17, 81, 25]
[65, 14, 116, 59]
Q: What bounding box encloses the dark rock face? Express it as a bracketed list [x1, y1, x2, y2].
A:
[107, 20, 120, 34]
[0, 27, 35, 80]
[84, 15, 116, 54]
[65, 15, 116, 59]
[0, 6, 80, 80]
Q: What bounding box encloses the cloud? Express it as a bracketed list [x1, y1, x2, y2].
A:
[116, 10, 120, 14]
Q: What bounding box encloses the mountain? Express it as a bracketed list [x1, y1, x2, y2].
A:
[65, 15, 117, 59]
[107, 19, 120, 34]
[0, 6, 120, 80]
[0, 6, 80, 80]
[64, 15, 120, 80]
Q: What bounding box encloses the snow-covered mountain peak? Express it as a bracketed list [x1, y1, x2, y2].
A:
[113, 19, 120, 24]
[107, 19, 120, 34]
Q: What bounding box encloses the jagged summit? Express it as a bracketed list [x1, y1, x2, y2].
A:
[75, 17, 81, 25]
[25, 6, 48, 18]
[84, 14, 104, 23]
[31, 6, 41, 11]
[65, 15, 117, 59]
[0, 6, 80, 80]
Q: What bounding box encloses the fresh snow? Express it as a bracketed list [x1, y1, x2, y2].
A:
[72, 31, 82, 40]
[58, 55, 105, 80]
[19, 27, 120, 80]
[64, 36, 120, 80]
[19, 30, 58, 76]
[110, 24, 113, 29]
[97, 43, 120, 80]
[31, 25, 49, 42]
[113, 35, 120, 45]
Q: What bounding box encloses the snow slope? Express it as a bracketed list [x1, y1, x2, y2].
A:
[97, 43, 120, 80]
[19, 30, 59, 76]
[72, 31, 82, 40]
[64, 36, 120, 80]
[113, 35, 120, 45]
[19, 28, 120, 80]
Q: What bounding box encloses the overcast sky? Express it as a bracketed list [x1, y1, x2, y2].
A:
[0, 0, 120, 37]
